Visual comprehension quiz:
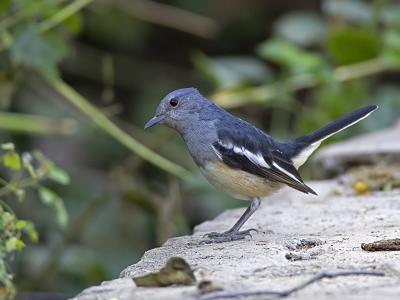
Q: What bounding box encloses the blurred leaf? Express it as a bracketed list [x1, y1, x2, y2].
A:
[257, 38, 324, 74]
[382, 30, 400, 66]
[211, 87, 271, 108]
[3, 151, 21, 170]
[15, 220, 27, 230]
[322, 0, 371, 24]
[48, 166, 70, 185]
[38, 187, 55, 205]
[14, 189, 25, 202]
[0, 0, 11, 13]
[64, 13, 83, 34]
[38, 187, 68, 227]
[5, 237, 25, 252]
[13, 0, 60, 21]
[327, 29, 381, 65]
[274, 11, 325, 47]
[10, 23, 68, 76]
[192, 52, 271, 88]
[24, 221, 38, 242]
[1, 143, 15, 151]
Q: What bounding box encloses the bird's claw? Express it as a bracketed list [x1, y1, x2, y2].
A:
[200, 228, 258, 244]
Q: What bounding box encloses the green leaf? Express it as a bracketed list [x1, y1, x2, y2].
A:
[10, 23, 68, 76]
[257, 38, 324, 75]
[38, 187, 68, 227]
[15, 220, 27, 230]
[326, 29, 381, 65]
[48, 166, 70, 185]
[382, 30, 400, 66]
[0, 0, 11, 13]
[24, 221, 39, 242]
[2, 211, 14, 228]
[3, 152, 21, 170]
[5, 237, 25, 252]
[274, 11, 325, 47]
[54, 200, 68, 228]
[64, 14, 83, 35]
[38, 187, 57, 204]
[14, 189, 25, 202]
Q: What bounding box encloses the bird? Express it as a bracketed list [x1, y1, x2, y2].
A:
[144, 88, 378, 243]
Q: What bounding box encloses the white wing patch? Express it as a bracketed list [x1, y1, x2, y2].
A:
[233, 146, 270, 168]
[271, 162, 302, 183]
[213, 139, 304, 184]
[213, 140, 270, 169]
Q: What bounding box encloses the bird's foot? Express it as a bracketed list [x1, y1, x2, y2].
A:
[200, 228, 258, 244]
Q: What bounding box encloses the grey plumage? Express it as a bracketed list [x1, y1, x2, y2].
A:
[145, 87, 378, 243]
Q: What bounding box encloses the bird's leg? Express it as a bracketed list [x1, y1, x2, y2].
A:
[202, 198, 260, 244]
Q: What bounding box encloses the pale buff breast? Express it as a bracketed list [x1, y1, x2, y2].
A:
[200, 161, 283, 200]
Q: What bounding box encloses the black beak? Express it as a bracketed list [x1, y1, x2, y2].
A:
[144, 114, 164, 129]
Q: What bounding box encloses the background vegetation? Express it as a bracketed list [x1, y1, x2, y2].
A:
[0, 0, 399, 298]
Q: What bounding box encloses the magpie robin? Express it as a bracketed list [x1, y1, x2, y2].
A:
[145, 88, 378, 243]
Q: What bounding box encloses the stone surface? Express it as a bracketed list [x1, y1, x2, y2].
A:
[72, 180, 400, 300]
[310, 120, 400, 178]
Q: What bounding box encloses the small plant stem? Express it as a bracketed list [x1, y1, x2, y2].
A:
[46, 75, 192, 179]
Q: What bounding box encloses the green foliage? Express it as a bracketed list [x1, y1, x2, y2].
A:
[2, 151, 21, 171]
[0, 143, 69, 299]
[326, 29, 381, 65]
[0, 0, 83, 77]
[382, 30, 400, 65]
[195, 0, 400, 137]
[257, 38, 325, 75]
[38, 187, 68, 227]
[10, 23, 68, 76]
[1, 0, 400, 298]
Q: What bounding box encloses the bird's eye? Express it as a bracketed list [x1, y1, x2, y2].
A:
[169, 98, 178, 107]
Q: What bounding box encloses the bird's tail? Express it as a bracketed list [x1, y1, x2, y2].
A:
[288, 105, 378, 168]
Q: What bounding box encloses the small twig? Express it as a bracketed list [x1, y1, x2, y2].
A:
[362, 239, 400, 251]
[201, 270, 385, 299]
[0, 0, 68, 30]
[39, 0, 95, 32]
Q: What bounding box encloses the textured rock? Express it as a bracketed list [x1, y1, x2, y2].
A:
[72, 181, 400, 300]
[311, 120, 400, 178]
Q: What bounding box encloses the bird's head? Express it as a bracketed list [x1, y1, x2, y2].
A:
[144, 87, 207, 131]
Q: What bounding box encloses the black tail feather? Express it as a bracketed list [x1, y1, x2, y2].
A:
[295, 105, 378, 146]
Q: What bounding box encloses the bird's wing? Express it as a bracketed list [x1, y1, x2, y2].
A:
[212, 126, 317, 195]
